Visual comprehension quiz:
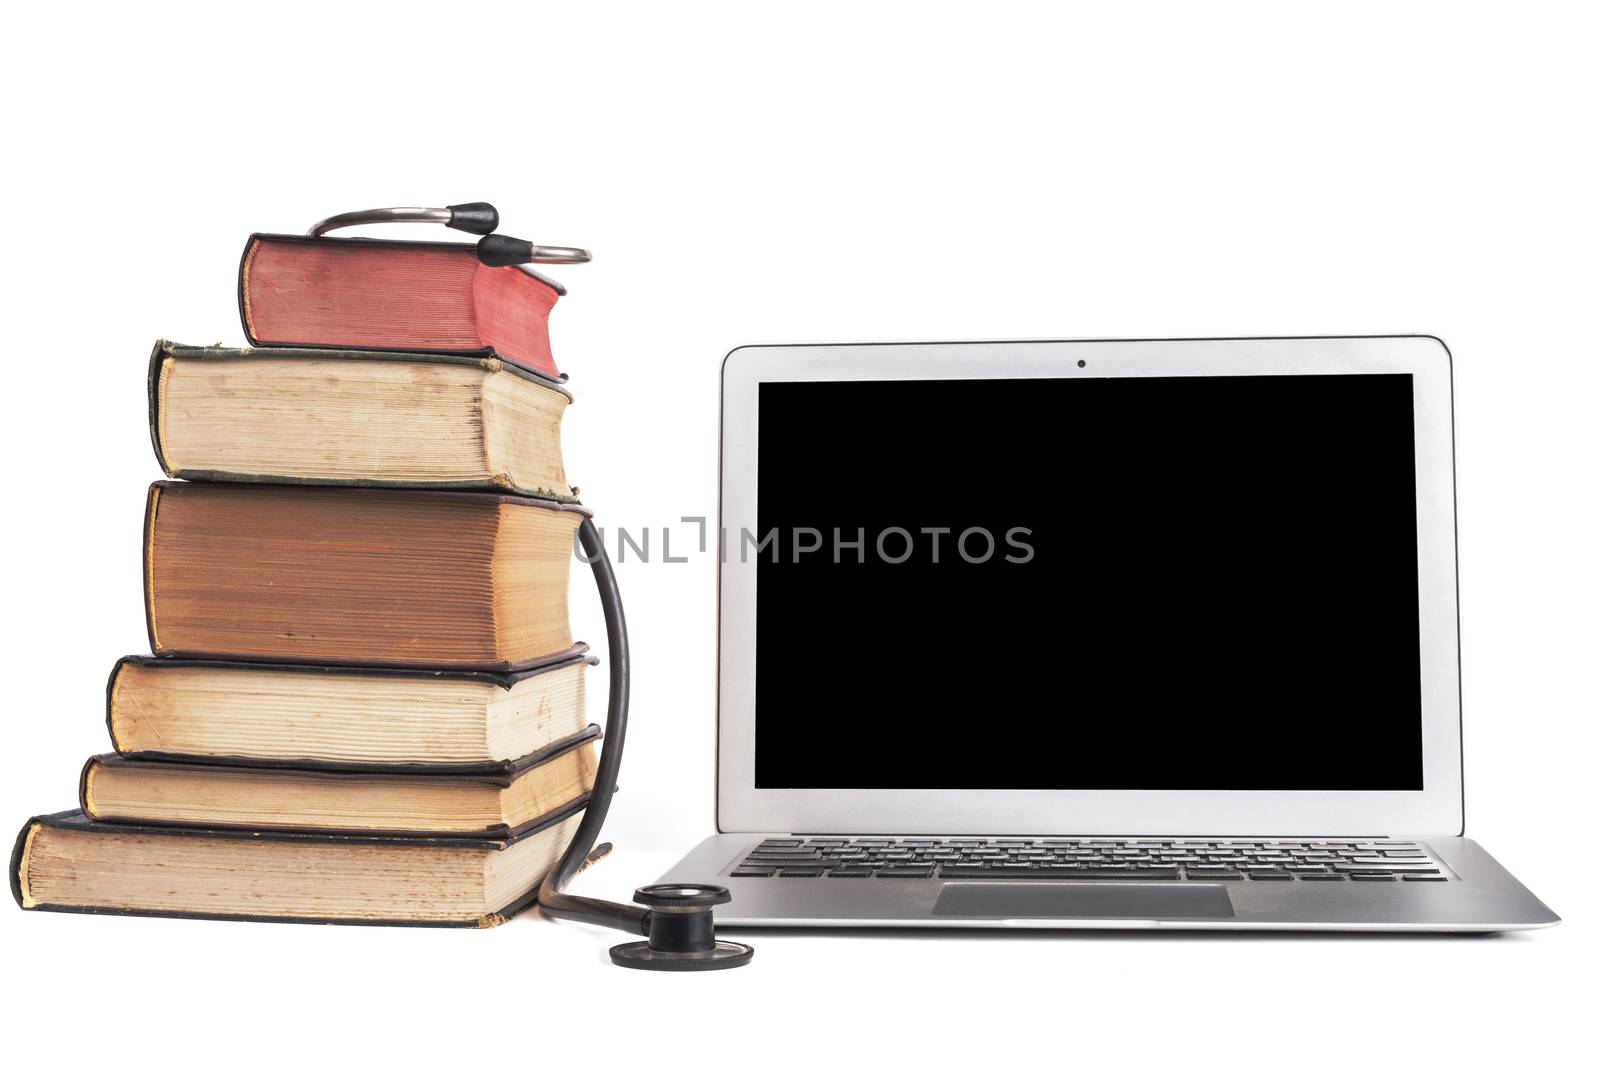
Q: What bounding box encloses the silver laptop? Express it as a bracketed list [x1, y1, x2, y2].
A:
[657, 337, 1559, 931]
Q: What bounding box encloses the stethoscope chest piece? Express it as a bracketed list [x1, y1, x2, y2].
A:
[608, 885, 755, 971]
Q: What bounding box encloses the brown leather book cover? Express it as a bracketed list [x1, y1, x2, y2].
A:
[142, 481, 592, 670]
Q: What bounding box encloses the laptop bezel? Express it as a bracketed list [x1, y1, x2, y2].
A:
[717, 337, 1464, 837]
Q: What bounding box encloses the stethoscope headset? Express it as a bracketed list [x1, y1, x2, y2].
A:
[312, 204, 753, 971]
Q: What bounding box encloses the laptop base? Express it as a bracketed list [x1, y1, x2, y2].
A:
[656, 834, 1559, 931]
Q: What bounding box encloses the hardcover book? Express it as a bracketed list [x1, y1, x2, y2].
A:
[149, 341, 576, 501]
[107, 655, 596, 772]
[10, 214, 606, 929]
[80, 734, 599, 836]
[143, 482, 587, 669]
[240, 234, 565, 378]
[12, 806, 585, 927]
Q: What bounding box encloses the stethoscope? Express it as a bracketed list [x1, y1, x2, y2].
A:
[312, 204, 753, 971]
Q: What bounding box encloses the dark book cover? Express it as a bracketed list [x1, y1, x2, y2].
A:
[12, 799, 589, 928]
[80, 725, 601, 838]
[106, 653, 598, 775]
[147, 340, 580, 501]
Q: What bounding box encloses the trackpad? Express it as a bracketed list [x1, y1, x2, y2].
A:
[934, 883, 1235, 919]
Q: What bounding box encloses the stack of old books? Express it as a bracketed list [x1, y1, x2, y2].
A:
[12, 228, 599, 926]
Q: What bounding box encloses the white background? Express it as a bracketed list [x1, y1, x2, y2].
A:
[1, 2, 1595, 1076]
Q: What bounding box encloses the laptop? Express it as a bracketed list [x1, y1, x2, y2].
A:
[656, 337, 1559, 930]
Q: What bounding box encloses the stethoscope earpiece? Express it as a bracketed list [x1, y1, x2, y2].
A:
[443, 201, 500, 235]
[308, 203, 591, 270]
[476, 232, 591, 267]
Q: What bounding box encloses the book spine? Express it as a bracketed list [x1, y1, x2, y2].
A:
[237, 235, 259, 344]
[146, 340, 173, 476]
[10, 817, 38, 909]
[103, 657, 131, 754]
[141, 483, 161, 654]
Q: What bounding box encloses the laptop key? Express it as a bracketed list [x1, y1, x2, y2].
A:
[941, 867, 1181, 881]
[878, 868, 934, 878]
[744, 851, 835, 861]
[1403, 875, 1447, 882]
[1331, 863, 1434, 873]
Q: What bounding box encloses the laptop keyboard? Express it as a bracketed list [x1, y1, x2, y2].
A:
[731, 837, 1448, 882]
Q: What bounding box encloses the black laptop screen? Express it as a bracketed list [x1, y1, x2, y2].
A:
[753, 374, 1424, 790]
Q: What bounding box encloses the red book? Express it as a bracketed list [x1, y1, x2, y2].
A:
[239, 234, 565, 378]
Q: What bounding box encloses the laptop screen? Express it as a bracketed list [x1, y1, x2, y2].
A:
[754, 374, 1423, 791]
